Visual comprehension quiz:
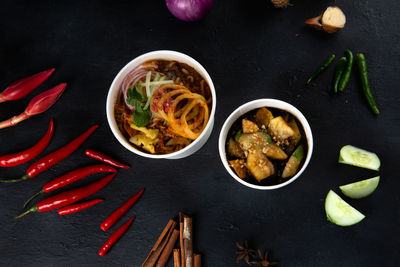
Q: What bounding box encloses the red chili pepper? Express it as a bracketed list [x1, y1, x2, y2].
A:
[100, 188, 144, 231]
[0, 119, 54, 167]
[58, 199, 104, 215]
[23, 164, 116, 208]
[0, 124, 98, 183]
[15, 173, 116, 219]
[85, 149, 130, 169]
[0, 83, 66, 129]
[0, 68, 55, 103]
[98, 217, 135, 257]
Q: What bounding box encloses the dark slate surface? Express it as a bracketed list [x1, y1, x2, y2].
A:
[0, 0, 399, 266]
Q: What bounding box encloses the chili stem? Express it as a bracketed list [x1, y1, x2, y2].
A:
[0, 113, 30, 130]
[23, 189, 44, 209]
[14, 206, 38, 219]
[0, 174, 29, 183]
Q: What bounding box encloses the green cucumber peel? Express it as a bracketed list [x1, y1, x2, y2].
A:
[262, 132, 273, 143]
[325, 190, 365, 226]
[234, 130, 242, 142]
[292, 144, 304, 161]
[339, 176, 380, 199]
[338, 145, 380, 171]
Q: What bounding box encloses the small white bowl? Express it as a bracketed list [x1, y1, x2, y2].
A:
[106, 50, 217, 159]
[218, 99, 313, 190]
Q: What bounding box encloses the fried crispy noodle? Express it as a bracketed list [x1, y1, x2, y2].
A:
[151, 84, 209, 140]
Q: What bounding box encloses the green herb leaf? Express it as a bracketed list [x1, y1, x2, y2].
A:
[133, 109, 151, 127]
[127, 98, 142, 109]
[292, 144, 304, 161]
[134, 84, 145, 101]
[127, 87, 134, 99]
[126, 85, 145, 108]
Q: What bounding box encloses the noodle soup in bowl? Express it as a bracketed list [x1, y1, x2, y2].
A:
[106, 50, 216, 159]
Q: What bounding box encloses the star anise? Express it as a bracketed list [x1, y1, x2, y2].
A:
[236, 241, 256, 264]
[249, 249, 278, 267]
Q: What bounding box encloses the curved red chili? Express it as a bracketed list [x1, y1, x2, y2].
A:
[23, 164, 116, 208]
[100, 188, 144, 231]
[85, 149, 130, 168]
[0, 68, 55, 103]
[45, 164, 117, 192]
[0, 124, 98, 183]
[58, 199, 104, 215]
[15, 173, 116, 218]
[98, 217, 135, 257]
[0, 119, 54, 167]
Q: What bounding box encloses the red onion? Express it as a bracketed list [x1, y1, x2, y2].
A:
[120, 62, 157, 110]
[166, 0, 213, 22]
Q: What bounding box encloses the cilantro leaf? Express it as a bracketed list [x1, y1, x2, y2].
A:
[127, 87, 134, 99]
[126, 98, 142, 109]
[128, 83, 151, 127]
[135, 84, 145, 100]
[133, 109, 151, 127]
[126, 85, 145, 109]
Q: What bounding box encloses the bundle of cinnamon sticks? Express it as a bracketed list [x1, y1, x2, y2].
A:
[141, 213, 201, 267]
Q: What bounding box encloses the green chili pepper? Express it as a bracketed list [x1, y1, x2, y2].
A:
[307, 54, 336, 84]
[356, 53, 380, 115]
[338, 49, 353, 92]
[333, 57, 347, 93]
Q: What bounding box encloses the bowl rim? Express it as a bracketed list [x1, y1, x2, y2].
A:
[218, 98, 313, 190]
[106, 50, 217, 159]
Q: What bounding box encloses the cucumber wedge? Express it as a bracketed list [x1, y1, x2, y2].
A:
[339, 176, 380, 199]
[325, 190, 365, 226]
[339, 145, 380, 171]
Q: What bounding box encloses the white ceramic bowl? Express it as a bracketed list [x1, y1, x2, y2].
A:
[106, 50, 216, 159]
[219, 99, 313, 190]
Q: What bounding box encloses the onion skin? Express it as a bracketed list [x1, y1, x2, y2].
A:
[166, 0, 213, 22]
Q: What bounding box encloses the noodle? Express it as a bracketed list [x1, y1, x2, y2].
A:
[151, 84, 209, 140]
[115, 59, 212, 154]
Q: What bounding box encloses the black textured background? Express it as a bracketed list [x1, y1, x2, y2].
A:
[0, 1, 399, 266]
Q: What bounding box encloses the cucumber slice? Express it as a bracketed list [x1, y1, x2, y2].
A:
[339, 176, 380, 199]
[338, 145, 380, 171]
[325, 190, 365, 226]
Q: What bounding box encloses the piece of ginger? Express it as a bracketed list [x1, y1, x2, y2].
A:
[305, 6, 346, 34]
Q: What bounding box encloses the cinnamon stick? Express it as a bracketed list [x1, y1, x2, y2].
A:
[155, 229, 180, 267]
[173, 249, 181, 267]
[194, 254, 201, 267]
[142, 219, 176, 267]
[183, 216, 193, 267]
[179, 213, 185, 267]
